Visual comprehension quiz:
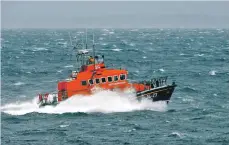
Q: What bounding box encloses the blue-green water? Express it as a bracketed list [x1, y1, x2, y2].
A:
[1, 29, 229, 145]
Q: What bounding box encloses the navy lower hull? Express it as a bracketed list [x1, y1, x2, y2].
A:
[136, 85, 176, 103]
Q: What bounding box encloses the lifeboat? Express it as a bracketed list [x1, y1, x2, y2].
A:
[37, 38, 177, 107]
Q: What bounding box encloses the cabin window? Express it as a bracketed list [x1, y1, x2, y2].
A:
[81, 80, 87, 86]
[96, 78, 100, 84]
[114, 75, 118, 81]
[89, 79, 94, 85]
[120, 74, 126, 80]
[101, 78, 106, 83]
[108, 76, 113, 82]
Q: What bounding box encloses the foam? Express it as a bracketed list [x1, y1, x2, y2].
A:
[14, 82, 25, 86]
[112, 48, 122, 52]
[209, 70, 216, 76]
[1, 90, 167, 115]
[32, 47, 48, 51]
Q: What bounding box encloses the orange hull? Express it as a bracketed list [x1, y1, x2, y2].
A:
[57, 63, 148, 101]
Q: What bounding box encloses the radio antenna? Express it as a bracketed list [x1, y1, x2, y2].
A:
[68, 32, 73, 46]
[85, 28, 88, 49]
[81, 33, 84, 49]
[93, 33, 96, 71]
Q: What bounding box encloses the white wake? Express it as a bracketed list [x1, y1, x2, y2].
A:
[1, 90, 167, 115]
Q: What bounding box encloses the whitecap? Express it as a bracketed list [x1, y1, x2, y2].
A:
[182, 98, 194, 103]
[57, 42, 67, 45]
[129, 43, 136, 47]
[60, 124, 69, 128]
[77, 31, 84, 34]
[64, 65, 74, 68]
[194, 54, 204, 57]
[102, 29, 109, 32]
[209, 70, 216, 76]
[32, 47, 48, 51]
[170, 132, 183, 138]
[159, 68, 165, 72]
[14, 82, 25, 86]
[101, 43, 107, 46]
[143, 56, 147, 59]
[112, 48, 122, 52]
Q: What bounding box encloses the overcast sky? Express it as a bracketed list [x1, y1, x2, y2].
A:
[2, 1, 229, 28]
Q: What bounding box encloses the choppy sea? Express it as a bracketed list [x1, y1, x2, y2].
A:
[1, 29, 229, 145]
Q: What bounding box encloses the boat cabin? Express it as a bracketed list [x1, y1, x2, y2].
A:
[57, 49, 129, 101]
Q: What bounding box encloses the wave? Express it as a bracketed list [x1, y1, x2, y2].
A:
[109, 31, 115, 34]
[57, 70, 63, 73]
[159, 68, 165, 72]
[32, 47, 48, 51]
[101, 43, 107, 46]
[194, 54, 204, 57]
[14, 82, 25, 86]
[1, 90, 167, 115]
[181, 86, 198, 93]
[179, 53, 185, 56]
[64, 65, 74, 68]
[209, 70, 216, 76]
[143, 56, 147, 59]
[57, 42, 67, 45]
[129, 43, 136, 47]
[60, 124, 69, 128]
[168, 132, 185, 138]
[112, 48, 122, 52]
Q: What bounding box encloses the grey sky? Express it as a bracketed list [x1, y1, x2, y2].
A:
[2, 1, 229, 28]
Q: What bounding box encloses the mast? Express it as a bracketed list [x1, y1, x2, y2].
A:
[85, 28, 88, 49]
[68, 32, 73, 46]
[81, 33, 84, 50]
[93, 33, 95, 71]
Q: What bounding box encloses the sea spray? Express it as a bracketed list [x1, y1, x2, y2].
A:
[1, 90, 167, 115]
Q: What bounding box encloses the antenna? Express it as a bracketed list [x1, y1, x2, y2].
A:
[85, 28, 88, 49]
[68, 32, 75, 62]
[68, 32, 73, 46]
[93, 33, 96, 71]
[81, 33, 84, 49]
